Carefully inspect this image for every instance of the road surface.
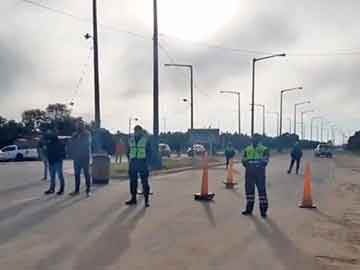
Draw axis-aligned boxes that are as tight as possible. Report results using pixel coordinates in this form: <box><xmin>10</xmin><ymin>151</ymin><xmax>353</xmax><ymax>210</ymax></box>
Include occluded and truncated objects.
<box><xmin>0</xmin><ymin>152</ymin><xmax>359</xmax><ymax>270</ymax></box>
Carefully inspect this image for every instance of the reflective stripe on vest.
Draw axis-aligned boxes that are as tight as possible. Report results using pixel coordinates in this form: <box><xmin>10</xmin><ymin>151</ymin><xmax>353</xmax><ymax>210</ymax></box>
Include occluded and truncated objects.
<box><xmin>244</xmin><ymin>144</ymin><xmax>267</xmax><ymax>161</ymax></box>
<box><xmin>129</xmin><ymin>136</ymin><xmax>147</xmax><ymax>159</ymax></box>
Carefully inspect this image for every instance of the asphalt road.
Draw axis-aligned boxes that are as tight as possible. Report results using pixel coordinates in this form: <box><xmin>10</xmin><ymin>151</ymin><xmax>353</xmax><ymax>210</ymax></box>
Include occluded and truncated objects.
<box><xmin>0</xmin><ymin>152</ymin><xmax>358</xmax><ymax>270</ymax></box>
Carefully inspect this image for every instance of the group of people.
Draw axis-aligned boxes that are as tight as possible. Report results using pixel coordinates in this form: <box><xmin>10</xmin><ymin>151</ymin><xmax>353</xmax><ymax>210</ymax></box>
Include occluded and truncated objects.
<box><xmin>225</xmin><ymin>138</ymin><xmax>303</xmax><ymax>218</ymax></box>
<box><xmin>38</xmin><ymin>121</ymin><xmax>92</xmax><ymax>196</ymax></box>
<box><xmin>38</xmin><ymin>120</ymin><xmax>304</xmax><ymax>214</ymax></box>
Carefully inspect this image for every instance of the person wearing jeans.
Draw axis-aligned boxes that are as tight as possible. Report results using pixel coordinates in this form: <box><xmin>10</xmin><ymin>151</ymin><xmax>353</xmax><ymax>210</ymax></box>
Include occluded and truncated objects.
<box><xmin>44</xmin><ymin>133</ymin><xmax>66</xmax><ymax>195</ymax></box>
<box><xmin>69</xmin><ymin>121</ymin><xmax>92</xmax><ymax>196</ymax></box>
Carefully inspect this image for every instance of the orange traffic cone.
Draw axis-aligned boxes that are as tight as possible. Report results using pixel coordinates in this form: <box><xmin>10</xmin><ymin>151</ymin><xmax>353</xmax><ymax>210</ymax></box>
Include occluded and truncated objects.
<box><xmin>194</xmin><ymin>152</ymin><xmax>215</xmax><ymax>201</ymax></box>
<box><xmin>299</xmin><ymin>162</ymin><xmax>316</xmax><ymax>208</ymax></box>
<box><xmin>223</xmin><ymin>159</ymin><xmax>237</xmax><ymax>189</ymax></box>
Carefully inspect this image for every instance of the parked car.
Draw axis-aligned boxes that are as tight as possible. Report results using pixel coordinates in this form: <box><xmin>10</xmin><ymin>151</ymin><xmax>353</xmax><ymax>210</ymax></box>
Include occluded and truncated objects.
<box><xmin>314</xmin><ymin>143</ymin><xmax>333</xmax><ymax>158</ymax></box>
<box><xmin>187</xmin><ymin>144</ymin><xmax>206</xmax><ymax>157</ymax></box>
<box><xmin>0</xmin><ymin>145</ymin><xmax>39</xmax><ymax>161</ymax></box>
<box><xmin>159</xmin><ymin>143</ymin><xmax>171</xmax><ymax>158</ymax></box>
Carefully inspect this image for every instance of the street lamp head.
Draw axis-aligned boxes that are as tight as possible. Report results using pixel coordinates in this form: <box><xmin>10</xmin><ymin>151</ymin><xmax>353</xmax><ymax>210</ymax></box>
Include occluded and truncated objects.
<box><xmin>279</xmin><ymin>53</ymin><xmax>286</xmax><ymax>57</ymax></box>
<box><xmin>84</xmin><ymin>33</ymin><xmax>92</xmax><ymax>39</ymax></box>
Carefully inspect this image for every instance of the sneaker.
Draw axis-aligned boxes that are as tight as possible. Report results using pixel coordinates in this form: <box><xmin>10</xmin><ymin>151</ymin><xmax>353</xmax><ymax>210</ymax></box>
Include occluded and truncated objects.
<box><xmin>241</xmin><ymin>210</ymin><xmax>253</xmax><ymax>216</ymax></box>
<box><xmin>44</xmin><ymin>189</ymin><xmax>54</xmax><ymax>195</ymax></box>
<box><xmin>56</xmin><ymin>190</ymin><xmax>64</xmax><ymax>196</ymax></box>
<box><xmin>86</xmin><ymin>191</ymin><xmax>92</xmax><ymax>197</ymax></box>
<box><xmin>69</xmin><ymin>191</ymin><xmax>80</xmax><ymax>196</ymax></box>
<box><xmin>261</xmin><ymin>212</ymin><xmax>267</xmax><ymax>219</ymax></box>
<box><xmin>125</xmin><ymin>198</ymin><xmax>137</xmax><ymax>205</ymax></box>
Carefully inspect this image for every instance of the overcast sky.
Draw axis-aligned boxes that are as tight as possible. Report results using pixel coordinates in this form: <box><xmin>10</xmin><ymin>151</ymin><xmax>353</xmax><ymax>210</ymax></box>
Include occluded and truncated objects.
<box><xmin>1</xmin><ymin>0</ymin><xmax>359</xmax><ymax>142</ymax></box>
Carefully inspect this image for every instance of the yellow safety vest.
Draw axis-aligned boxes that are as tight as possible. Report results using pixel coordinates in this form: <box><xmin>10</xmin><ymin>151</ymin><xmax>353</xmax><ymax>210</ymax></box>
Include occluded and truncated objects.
<box><xmin>129</xmin><ymin>136</ymin><xmax>147</xmax><ymax>160</ymax></box>
<box><xmin>243</xmin><ymin>144</ymin><xmax>268</xmax><ymax>161</ymax></box>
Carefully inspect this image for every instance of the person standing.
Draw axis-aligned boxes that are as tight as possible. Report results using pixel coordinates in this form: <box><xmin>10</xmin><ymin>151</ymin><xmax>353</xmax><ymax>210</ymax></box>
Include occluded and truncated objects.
<box><xmin>224</xmin><ymin>142</ymin><xmax>236</xmax><ymax>169</ymax></box>
<box><xmin>288</xmin><ymin>142</ymin><xmax>303</xmax><ymax>174</ymax></box>
<box><xmin>126</xmin><ymin>125</ymin><xmax>152</xmax><ymax>207</ymax></box>
<box><xmin>44</xmin><ymin>133</ymin><xmax>66</xmax><ymax>195</ymax></box>
<box><xmin>115</xmin><ymin>138</ymin><xmax>125</xmax><ymax>164</ymax></box>
<box><xmin>241</xmin><ymin>137</ymin><xmax>270</xmax><ymax>218</ymax></box>
<box><xmin>37</xmin><ymin>138</ymin><xmax>48</xmax><ymax>181</ymax></box>
<box><xmin>69</xmin><ymin>121</ymin><xmax>92</xmax><ymax>197</ymax></box>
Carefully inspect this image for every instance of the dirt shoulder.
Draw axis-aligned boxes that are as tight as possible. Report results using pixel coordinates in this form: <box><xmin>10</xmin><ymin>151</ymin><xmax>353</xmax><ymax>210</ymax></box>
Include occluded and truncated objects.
<box><xmin>305</xmin><ymin>152</ymin><xmax>360</xmax><ymax>269</ymax></box>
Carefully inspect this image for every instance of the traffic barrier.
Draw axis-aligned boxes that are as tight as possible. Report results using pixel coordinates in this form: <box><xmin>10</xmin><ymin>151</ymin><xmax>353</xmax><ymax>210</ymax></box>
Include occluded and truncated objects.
<box><xmin>194</xmin><ymin>152</ymin><xmax>215</xmax><ymax>201</ymax></box>
<box><xmin>299</xmin><ymin>162</ymin><xmax>316</xmax><ymax>208</ymax></box>
<box><xmin>223</xmin><ymin>159</ymin><xmax>237</xmax><ymax>189</ymax></box>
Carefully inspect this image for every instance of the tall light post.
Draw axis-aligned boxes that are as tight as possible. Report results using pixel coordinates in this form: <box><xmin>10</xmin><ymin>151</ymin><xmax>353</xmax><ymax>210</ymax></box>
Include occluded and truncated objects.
<box><xmin>280</xmin><ymin>87</ymin><xmax>302</xmax><ymax>136</ymax></box>
<box><xmin>310</xmin><ymin>116</ymin><xmax>322</xmax><ymax>141</ymax></box>
<box><xmin>288</xmin><ymin>117</ymin><xmax>292</xmax><ymax>134</ymax></box>
<box><xmin>251</xmin><ymin>53</ymin><xmax>286</xmax><ymax>137</ymax></box>
<box><xmin>301</xmin><ymin>110</ymin><xmax>314</xmax><ymax>140</ymax></box>
<box><xmin>294</xmin><ymin>101</ymin><xmax>310</xmax><ymax>136</ymax></box>
<box><xmin>152</xmin><ymin>0</ymin><xmax>161</xmax><ymax>168</ymax></box>
<box><xmin>220</xmin><ymin>90</ymin><xmax>241</xmax><ymax>134</ymax></box>
<box><xmin>268</xmin><ymin>112</ymin><xmax>280</xmax><ymax>137</ymax></box>
<box><xmin>128</xmin><ymin>117</ymin><xmax>139</xmax><ymax>135</ymax></box>
<box><xmin>165</xmin><ymin>64</ymin><xmax>194</xmax><ymax>130</ymax></box>
<box><xmin>252</xmin><ymin>104</ymin><xmax>266</xmax><ymax>136</ymax></box>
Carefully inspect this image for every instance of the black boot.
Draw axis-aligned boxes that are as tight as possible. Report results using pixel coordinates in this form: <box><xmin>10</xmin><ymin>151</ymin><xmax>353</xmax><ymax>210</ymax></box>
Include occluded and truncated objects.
<box><xmin>44</xmin><ymin>189</ymin><xmax>55</xmax><ymax>195</ymax></box>
<box><xmin>125</xmin><ymin>195</ymin><xmax>137</xmax><ymax>205</ymax></box>
<box><xmin>242</xmin><ymin>210</ymin><xmax>253</xmax><ymax>216</ymax></box>
<box><xmin>144</xmin><ymin>194</ymin><xmax>150</xmax><ymax>208</ymax></box>
<box><xmin>261</xmin><ymin>212</ymin><xmax>267</xmax><ymax>218</ymax></box>
<box><xmin>56</xmin><ymin>187</ymin><xmax>64</xmax><ymax>195</ymax></box>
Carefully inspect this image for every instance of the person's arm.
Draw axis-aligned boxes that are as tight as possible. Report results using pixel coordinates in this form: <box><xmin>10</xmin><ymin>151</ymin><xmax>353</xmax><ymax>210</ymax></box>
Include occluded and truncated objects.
<box><xmin>241</xmin><ymin>148</ymin><xmax>248</xmax><ymax>167</ymax></box>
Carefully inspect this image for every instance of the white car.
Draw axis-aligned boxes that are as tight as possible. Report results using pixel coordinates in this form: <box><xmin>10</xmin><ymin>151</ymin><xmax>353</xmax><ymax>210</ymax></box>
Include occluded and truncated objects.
<box><xmin>187</xmin><ymin>144</ymin><xmax>206</xmax><ymax>157</ymax></box>
<box><xmin>0</xmin><ymin>145</ymin><xmax>39</xmax><ymax>161</ymax></box>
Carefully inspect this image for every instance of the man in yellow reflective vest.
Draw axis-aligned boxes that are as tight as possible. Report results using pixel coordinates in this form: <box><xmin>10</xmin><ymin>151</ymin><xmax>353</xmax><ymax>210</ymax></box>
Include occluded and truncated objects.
<box><xmin>241</xmin><ymin>136</ymin><xmax>270</xmax><ymax>218</ymax></box>
<box><xmin>126</xmin><ymin>125</ymin><xmax>152</xmax><ymax>207</ymax></box>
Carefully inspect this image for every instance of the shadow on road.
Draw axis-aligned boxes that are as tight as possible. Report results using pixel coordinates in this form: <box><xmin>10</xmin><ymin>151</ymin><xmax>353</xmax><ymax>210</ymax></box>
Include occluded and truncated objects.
<box><xmin>250</xmin><ymin>217</ymin><xmax>321</xmax><ymax>270</ymax></box>
<box><xmin>74</xmin><ymin>206</ymin><xmax>146</xmax><ymax>270</ymax></box>
<box><xmin>0</xmin><ymin>181</ymin><xmax>44</xmax><ymax>197</ymax></box>
<box><xmin>201</xmin><ymin>202</ymin><xmax>216</xmax><ymax>228</ymax></box>
<box><xmin>0</xmin><ymin>195</ymin><xmax>85</xmax><ymax>245</ymax></box>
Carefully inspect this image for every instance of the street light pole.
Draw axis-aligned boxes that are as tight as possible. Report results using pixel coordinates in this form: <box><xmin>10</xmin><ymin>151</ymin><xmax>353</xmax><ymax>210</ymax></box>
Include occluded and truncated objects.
<box><xmin>268</xmin><ymin>112</ymin><xmax>280</xmax><ymax>136</ymax></box>
<box><xmin>288</xmin><ymin>118</ymin><xmax>292</xmax><ymax>134</ymax></box>
<box><xmin>152</xmin><ymin>0</ymin><xmax>161</xmax><ymax>169</ymax></box>
<box><xmin>92</xmin><ymin>0</ymin><xmax>101</xmax><ymax>128</ymax></box>
<box><xmin>279</xmin><ymin>87</ymin><xmax>302</xmax><ymax>136</ymax></box>
<box><xmin>301</xmin><ymin>110</ymin><xmax>314</xmax><ymax>140</ymax></box>
<box><xmin>251</xmin><ymin>53</ymin><xmax>286</xmax><ymax>137</ymax></box>
<box><xmin>165</xmin><ymin>64</ymin><xmax>194</xmax><ymax>130</ymax></box>
<box><xmin>253</xmin><ymin>104</ymin><xmax>266</xmax><ymax>136</ymax></box>
<box><xmin>310</xmin><ymin>116</ymin><xmax>322</xmax><ymax>141</ymax></box>
<box><xmin>220</xmin><ymin>90</ymin><xmax>241</xmax><ymax>134</ymax></box>
<box><xmin>294</xmin><ymin>101</ymin><xmax>311</xmax><ymax>136</ymax></box>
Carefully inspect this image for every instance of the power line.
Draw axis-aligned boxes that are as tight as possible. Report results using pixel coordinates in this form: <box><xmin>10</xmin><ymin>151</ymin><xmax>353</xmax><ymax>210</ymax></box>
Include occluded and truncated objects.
<box><xmin>21</xmin><ymin>0</ymin><xmax>360</xmax><ymax>57</ymax></box>
<box><xmin>21</xmin><ymin>0</ymin><xmax>149</xmax><ymax>40</ymax></box>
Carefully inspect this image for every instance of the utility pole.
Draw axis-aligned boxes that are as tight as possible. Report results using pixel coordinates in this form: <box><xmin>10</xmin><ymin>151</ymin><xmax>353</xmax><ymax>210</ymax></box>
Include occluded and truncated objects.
<box><xmin>152</xmin><ymin>0</ymin><xmax>161</xmax><ymax>169</ymax></box>
<box><xmin>253</xmin><ymin>104</ymin><xmax>266</xmax><ymax>136</ymax></box>
<box><xmin>294</xmin><ymin>101</ymin><xmax>310</xmax><ymax>136</ymax></box>
<box><xmin>220</xmin><ymin>91</ymin><xmax>241</xmax><ymax>134</ymax></box>
<box><xmin>92</xmin><ymin>0</ymin><xmax>101</xmax><ymax>128</ymax></box>
<box><xmin>268</xmin><ymin>112</ymin><xmax>280</xmax><ymax>136</ymax></box>
<box><xmin>279</xmin><ymin>87</ymin><xmax>302</xmax><ymax>136</ymax></box>
<box><xmin>251</xmin><ymin>53</ymin><xmax>286</xmax><ymax>137</ymax></box>
<box><xmin>301</xmin><ymin>110</ymin><xmax>314</xmax><ymax>140</ymax></box>
<box><xmin>165</xmin><ymin>64</ymin><xmax>194</xmax><ymax>130</ymax></box>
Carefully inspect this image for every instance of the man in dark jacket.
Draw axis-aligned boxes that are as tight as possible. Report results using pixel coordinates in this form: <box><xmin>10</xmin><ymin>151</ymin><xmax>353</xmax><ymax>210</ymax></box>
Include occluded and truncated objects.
<box><xmin>224</xmin><ymin>143</ymin><xmax>236</xmax><ymax>169</ymax></box>
<box><xmin>288</xmin><ymin>142</ymin><xmax>303</xmax><ymax>174</ymax></box>
<box><xmin>126</xmin><ymin>125</ymin><xmax>152</xmax><ymax>207</ymax></box>
<box><xmin>69</xmin><ymin>121</ymin><xmax>92</xmax><ymax>196</ymax></box>
<box><xmin>44</xmin><ymin>133</ymin><xmax>66</xmax><ymax>195</ymax></box>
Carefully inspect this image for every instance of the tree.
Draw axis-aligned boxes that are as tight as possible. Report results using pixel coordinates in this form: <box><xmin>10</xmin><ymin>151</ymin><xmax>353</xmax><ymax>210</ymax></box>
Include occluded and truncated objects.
<box><xmin>21</xmin><ymin>109</ymin><xmax>47</xmax><ymax>133</ymax></box>
<box><xmin>46</xmin><ymin>103</ymin><xmax>71</xmax><ymax>121</ymax></box>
